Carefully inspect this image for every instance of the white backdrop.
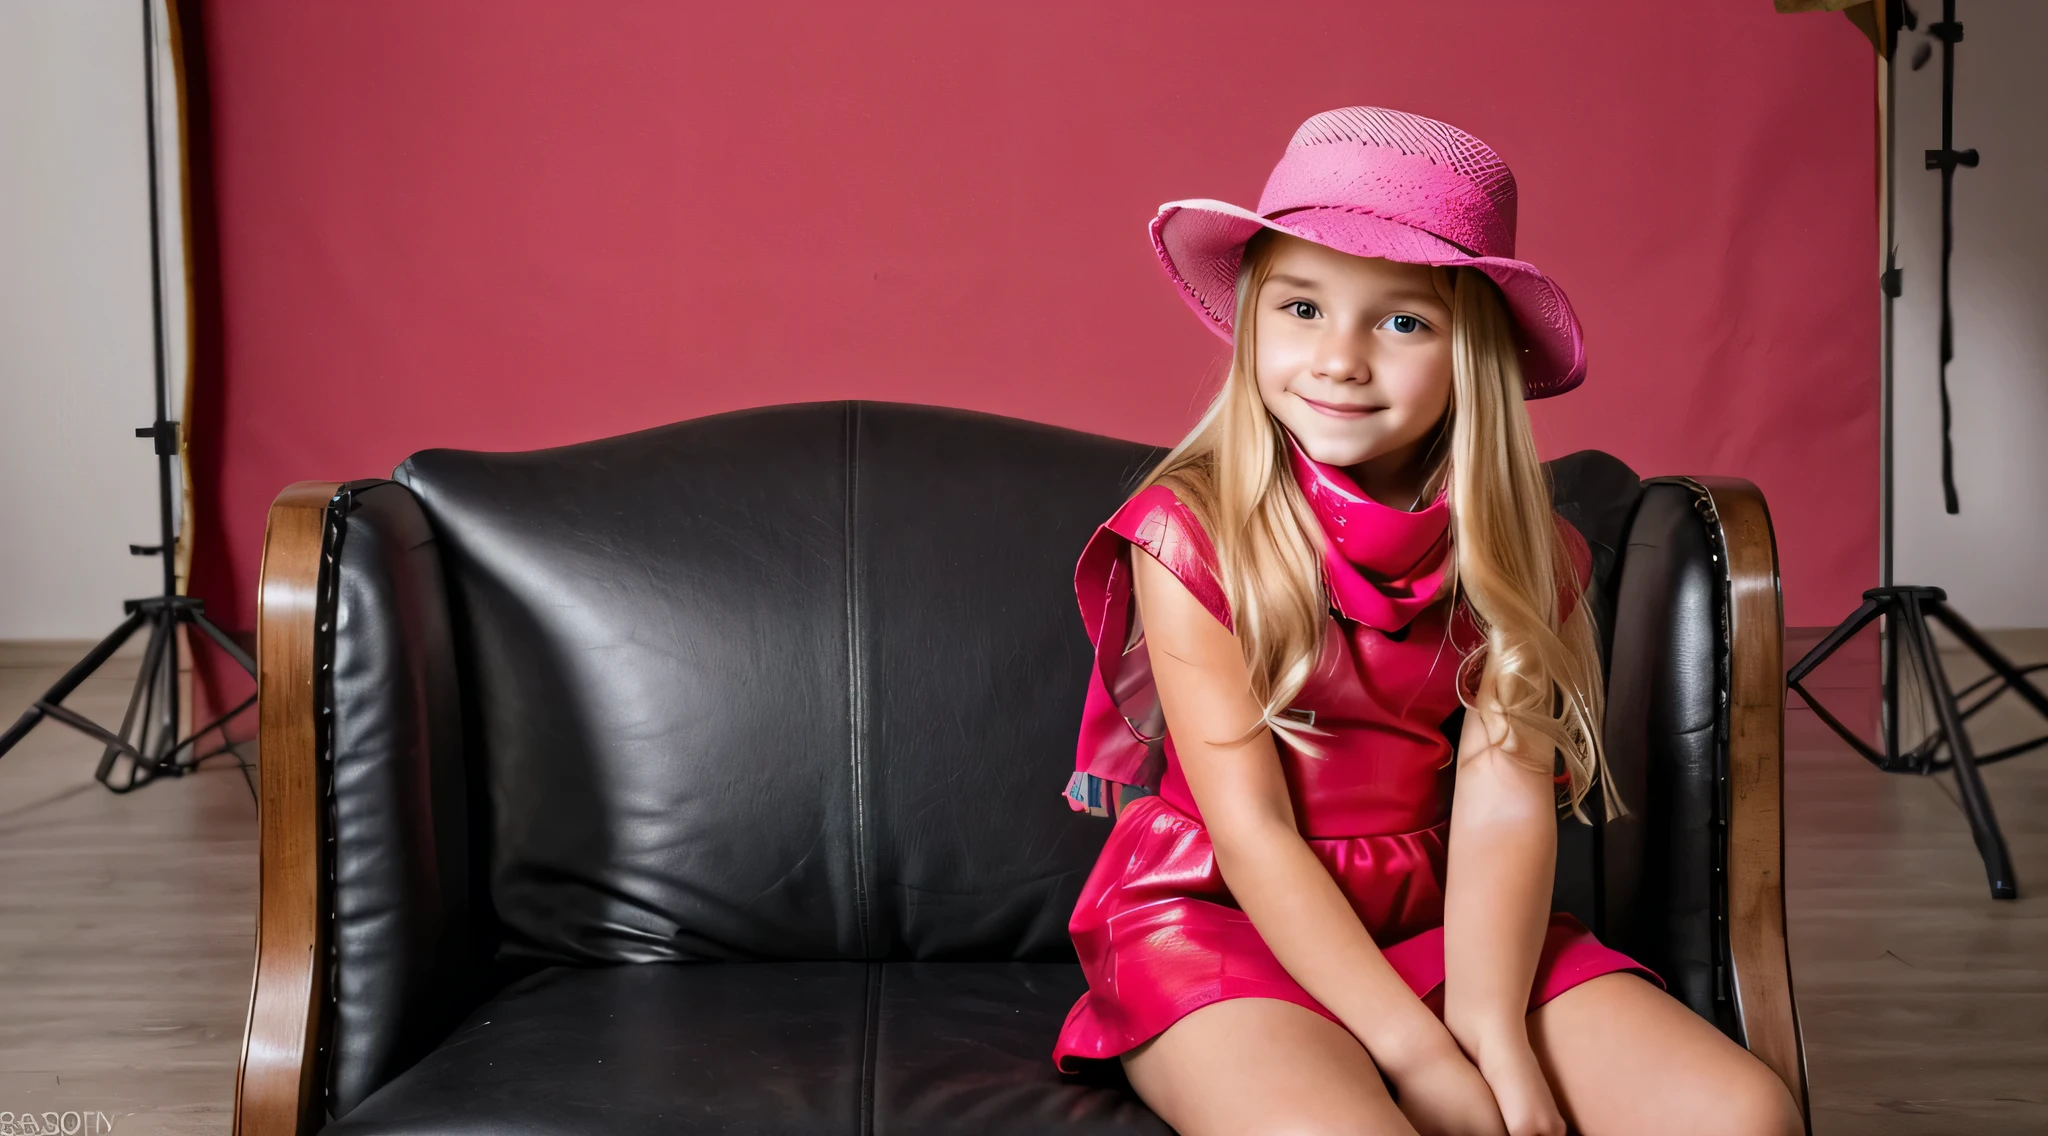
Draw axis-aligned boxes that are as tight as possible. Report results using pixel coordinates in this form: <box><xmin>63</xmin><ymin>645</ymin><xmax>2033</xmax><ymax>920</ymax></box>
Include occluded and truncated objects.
<box><xmin>1890</xmin><ymin>0</ymin><xmax>2048</xmax><ymax>629</ymax></box>
<box><xmin>0</xmin><ymin>0</ymin><xmax>186</xmax><ymax>641</ymax></box>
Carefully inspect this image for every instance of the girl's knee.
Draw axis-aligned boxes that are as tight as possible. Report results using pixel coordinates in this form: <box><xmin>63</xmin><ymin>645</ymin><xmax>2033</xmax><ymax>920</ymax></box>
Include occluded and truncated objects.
<box><xmin>1706</xmin><ymin>1066</ymin><xmax>1803</xmax><ymax>1136</ymax></box>
<box><xmin>1242</xmin><ymin>1115</ymin><xmax>1410</xmax><ymax>1136</ymax></box>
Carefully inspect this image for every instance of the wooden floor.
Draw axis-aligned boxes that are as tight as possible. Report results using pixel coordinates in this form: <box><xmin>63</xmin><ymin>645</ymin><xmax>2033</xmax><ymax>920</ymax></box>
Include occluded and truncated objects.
<box><xmin>0</xmin><ymin>632</ymin><xmax>2043</xmax><ymax>1134</ymax></box>
<box><xmin>1784</xmin><ymin>625</ymin><xmax>2048</xmax><ymax>1132</ymax></box>
<box><xmin>0</xmin><ymin>641</ymin><xmax>256</xmax><ymax>1136</ymax></box>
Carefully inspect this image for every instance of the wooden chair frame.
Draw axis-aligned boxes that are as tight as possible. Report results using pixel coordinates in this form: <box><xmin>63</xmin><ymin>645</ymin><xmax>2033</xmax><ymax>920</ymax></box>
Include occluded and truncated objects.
<box><xmin>1677</xmin><ymin>477</ymin><xmax>1810</xmax><ymax>1123</ymax></box>
<box><xmin>235</xmin><ymin>481</ymin><xmax>341</xmax><ymax>1136</ymax></box>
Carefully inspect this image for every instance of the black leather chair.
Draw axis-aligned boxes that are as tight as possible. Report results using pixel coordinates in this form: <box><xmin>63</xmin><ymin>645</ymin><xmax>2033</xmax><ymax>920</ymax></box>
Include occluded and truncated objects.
<box><xmin>234</xmin><ymin>401</ymin><xmax>1806</xmax><ymax>1135</ymax></box>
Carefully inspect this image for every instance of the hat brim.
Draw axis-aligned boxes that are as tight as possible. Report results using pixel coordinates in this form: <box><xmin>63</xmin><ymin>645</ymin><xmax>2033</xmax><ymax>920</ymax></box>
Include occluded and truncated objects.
<box><xmin>1150</xmin><ymin>199</ymin><xmax>1585</xmax><ymax>399</ymax></box>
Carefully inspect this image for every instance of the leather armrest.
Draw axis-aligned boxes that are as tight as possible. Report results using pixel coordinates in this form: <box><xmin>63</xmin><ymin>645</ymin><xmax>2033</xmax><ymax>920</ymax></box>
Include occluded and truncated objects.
<box><xmin>1601</xmin><ymin>475</ymin><xmax>1807</xmax><ymax>1127</ymax></box>
<box><xmin>237</xmin><ymin>480</ymin><xmax>487</xmax><ymax>1134</ymax></box>
<box><xmin>1681</xmin><ymin>476</ymin><xmax>1808</xmax><ymax>1122</ymax></box>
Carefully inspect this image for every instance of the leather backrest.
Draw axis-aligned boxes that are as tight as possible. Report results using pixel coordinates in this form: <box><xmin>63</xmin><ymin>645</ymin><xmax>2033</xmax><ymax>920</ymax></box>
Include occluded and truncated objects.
<box><xmin>1543</xmin><ymin>451</ymin><xmax>1646</xmax><ymax>932</ymax></box>
<box><xmin>391</xmin><ymin>401</ymin><xmax>1160</xmax><ymax>966</ymax></box>
<box><xmin>320</xmin><ymin>402</ymin><xmax>1734</xmax><ymax>1111</ymax></box>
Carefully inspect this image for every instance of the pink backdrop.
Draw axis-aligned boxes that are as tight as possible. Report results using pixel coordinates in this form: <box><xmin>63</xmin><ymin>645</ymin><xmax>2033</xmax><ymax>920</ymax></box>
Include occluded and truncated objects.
<box><xmin>188</xmin><ymin>1</ymin><xmax>1876</xmax><ymax>719</ymax></box>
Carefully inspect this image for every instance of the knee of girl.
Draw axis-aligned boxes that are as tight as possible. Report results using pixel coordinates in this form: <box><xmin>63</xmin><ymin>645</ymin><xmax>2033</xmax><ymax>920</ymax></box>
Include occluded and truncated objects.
<box><xmin>1244</xmin><ymin>1119</ymin><xmax>1383</xmax><ymax>1136</ymax></box>
<box><xmin>1706</xmin><ymin>1068</ymin><xmax>1803</xmax><ymax>1136</ymax></box>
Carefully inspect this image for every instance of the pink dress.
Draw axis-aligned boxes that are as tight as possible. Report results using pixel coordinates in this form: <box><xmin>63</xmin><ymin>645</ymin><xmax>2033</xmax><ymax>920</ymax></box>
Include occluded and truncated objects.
<box><xmin>1050</xmin><ymin>439</ymin><xmax>1660</xmax><ymax>1073</ymax></box>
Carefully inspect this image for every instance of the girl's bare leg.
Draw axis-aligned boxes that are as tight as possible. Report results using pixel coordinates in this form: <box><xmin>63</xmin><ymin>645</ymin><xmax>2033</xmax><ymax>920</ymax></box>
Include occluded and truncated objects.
<box><xmin>1525</xmin><ymin>973</ymin><xmax>1803</xmax><ymax>1136</ymax></box>
<box><xmin>1120</xmin><ymin>996</ymin><xmax>1419</xmax><ymax>1136</ymax></box>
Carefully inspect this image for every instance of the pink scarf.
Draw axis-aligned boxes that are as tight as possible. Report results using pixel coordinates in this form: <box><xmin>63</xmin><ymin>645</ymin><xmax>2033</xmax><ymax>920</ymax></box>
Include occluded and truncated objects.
<box><xmin>1283</xmin><ymin>429</ymin><xmax>1451</xmax><ymax>632</ymax></box>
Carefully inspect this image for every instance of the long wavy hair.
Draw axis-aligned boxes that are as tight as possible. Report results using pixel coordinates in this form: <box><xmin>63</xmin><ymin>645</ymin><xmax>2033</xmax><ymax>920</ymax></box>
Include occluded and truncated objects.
<box><xmin>1134</xmin><ymin>231</ymin><xmax>1618</xmax><ymax>821</ymax></box>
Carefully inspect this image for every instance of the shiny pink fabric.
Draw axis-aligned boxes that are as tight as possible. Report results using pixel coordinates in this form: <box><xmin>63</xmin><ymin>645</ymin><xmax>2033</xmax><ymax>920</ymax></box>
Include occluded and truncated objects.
<box><xmin>1285</xmin><ymin>428</ymin><xmax>1452</xmax><ymax>633</ymax></box>
<box><xmin>1051</xmin><ymin>482</ymin><xmax>1657</xmax><ymax>1073</ymax></box>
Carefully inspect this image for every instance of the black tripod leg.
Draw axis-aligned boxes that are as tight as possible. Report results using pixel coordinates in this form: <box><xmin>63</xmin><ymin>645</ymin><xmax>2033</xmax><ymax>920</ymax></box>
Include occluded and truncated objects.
<box><xmin>97</xmin><ymin>606</ymin><xmax>174</xmax><ymax>788</ymax></box>
<box><xmin>1885</xmin><ymin>605</ymin><xmax>1902</xmax><ymax>758</ymax></box>
<box><xmin>0</xmin><ymin>608</ymin><xmax>152</xmax><ymax>761</ymax></box>
<box><xmin>185</xmin><ymin>607</ymin><xmax>256</xmax><ymax>676</ymax></box>
<box><xmin>1786</xmin><ymin>595</ymin><xmax>1897</xmax><ymax>767</ymax></box>
<box><xmin>160</xmin><ymin>693</ymin><xmax>258</xmax><ymax>768</ymax></box>
<box><xmin>1928</xmin><ymin>603</ymin><xmax>2048</xmax><ymax>722</ymax></box>
<box><xmin>1787</xmin><ymin>597</ymin><xmax>1885</xmax><ymax>684</ymax></box>
<box><xmin>1904</xmin><ymin>595</ymin><xmax>2017</xmax><ymax>899</ymax></box>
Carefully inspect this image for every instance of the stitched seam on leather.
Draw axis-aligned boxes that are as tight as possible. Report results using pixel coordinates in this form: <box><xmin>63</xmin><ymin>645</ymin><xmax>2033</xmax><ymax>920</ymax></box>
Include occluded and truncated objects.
<box><xmin>844</xmin><ymin>402</ymin><xmax>873</xmax><ymax>958</ymax></box>
<box><xmin>316</xmin><ymin>484</ymin><xmax>359</xmax><ymax>1119</ymax></box>
<box><xmin>860</xmin><ymin>961</ymin><xmax>882</xmax><ymax>1136</ymax></box>
<box><xmin>1699</xmin><ymin>484</ymin><xmax>1737</xmax><ymax>1037</ymax></box>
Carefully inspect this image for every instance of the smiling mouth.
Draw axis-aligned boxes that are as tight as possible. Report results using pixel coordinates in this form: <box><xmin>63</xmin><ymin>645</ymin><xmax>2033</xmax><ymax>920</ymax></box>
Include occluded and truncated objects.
<box><xmin>1296</xmin><ymin>394</ymin><xmax>1384</xmax><ymax>419</ymax></box>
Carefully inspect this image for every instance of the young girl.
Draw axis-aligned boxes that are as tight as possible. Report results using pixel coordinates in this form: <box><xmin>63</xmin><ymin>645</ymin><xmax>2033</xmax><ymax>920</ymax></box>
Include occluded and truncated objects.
<box><xmin>1049</xmin><ymin>108</ymin><xmax>1802</xmax><ymax>1136</ymax></box>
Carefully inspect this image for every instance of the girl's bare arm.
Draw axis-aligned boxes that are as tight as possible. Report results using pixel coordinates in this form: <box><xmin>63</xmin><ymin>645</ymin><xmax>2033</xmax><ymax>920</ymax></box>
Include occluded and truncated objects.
<box><xmin>1441</xmin><ymin>662</ymin><xmax>1558</xmax><ymax>1070</ymax></box>
<box><xmin>1129</xmin><ymin>550</ymin><xmax>1455</xmax><ymax>1076</ymax></box>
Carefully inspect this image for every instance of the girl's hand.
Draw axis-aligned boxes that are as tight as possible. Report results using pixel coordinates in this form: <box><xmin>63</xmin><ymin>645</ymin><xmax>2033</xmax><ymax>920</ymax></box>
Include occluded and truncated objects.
<box><xmin>1475</xmin><ymin>1039</ymin><xmax>1565</xmax><ymax>1136</ymax></box>
<box><xmin>1384</xmin><ymin>1040</ymin><xmax>1508</xmax><ymax>1136</ymax></box>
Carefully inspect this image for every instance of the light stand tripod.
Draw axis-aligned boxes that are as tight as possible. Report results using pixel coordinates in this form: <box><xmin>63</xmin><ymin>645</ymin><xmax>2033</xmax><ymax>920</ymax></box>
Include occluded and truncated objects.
<box><xmin>1786</xmin><ymin>0</ymin><xmax>2046</xmax><ymax>901</ymax></box>
<box><xmin>0</xmin><ymin>0</ymin><xmax>256</xmax><ymax>793</ymax></box>
<box><xmin>1788</xmin><ymin>587</ymin><xmax>2047</xmax><ymax>900</ymax></box>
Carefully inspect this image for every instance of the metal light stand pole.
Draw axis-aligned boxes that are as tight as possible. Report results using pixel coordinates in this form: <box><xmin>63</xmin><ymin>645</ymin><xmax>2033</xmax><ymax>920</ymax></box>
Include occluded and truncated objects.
<box><xmin>0</xmin><ymin>0</ymin><xmax>257</xmax><ymax>792</ymax></box>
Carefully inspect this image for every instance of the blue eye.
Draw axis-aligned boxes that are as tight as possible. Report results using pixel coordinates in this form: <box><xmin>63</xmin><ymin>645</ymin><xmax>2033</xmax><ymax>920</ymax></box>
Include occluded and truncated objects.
<box><xmin>1286</xmin><ymin>300</ymin><xmax>1320</xmax><ymax>320</ymax></box>
<box><xmin>1385</xmin><ymin>314</ymin><xmax>1424</xmax><ymax>334</ymax></box>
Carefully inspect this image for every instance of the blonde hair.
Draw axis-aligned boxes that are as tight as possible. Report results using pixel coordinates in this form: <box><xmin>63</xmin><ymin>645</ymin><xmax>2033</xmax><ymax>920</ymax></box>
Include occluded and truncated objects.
<box><xmin>1134</xmin><ymin>232</ymin><xmax>1619</xmax><ymax>821</ymax></box>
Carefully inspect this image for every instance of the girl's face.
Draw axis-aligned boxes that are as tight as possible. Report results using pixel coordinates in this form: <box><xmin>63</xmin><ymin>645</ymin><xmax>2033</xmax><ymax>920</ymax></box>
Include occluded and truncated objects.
<box><xmin>1249</xmin><ymin>234</ymin><xmax>1454</xmax><ymax>495</ymax></box>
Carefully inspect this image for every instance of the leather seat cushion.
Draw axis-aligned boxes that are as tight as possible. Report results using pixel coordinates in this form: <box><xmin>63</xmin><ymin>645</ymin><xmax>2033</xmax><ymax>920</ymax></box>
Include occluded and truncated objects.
<box><xmin>320</xmin><ymin>961</ymin><xmax>1167</xmax><ymax>1135</ymax></box>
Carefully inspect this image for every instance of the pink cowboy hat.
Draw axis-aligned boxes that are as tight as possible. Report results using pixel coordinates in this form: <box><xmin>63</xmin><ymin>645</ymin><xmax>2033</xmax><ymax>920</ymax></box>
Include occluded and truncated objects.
<box><xmin>1151</xmin><ymin>106</ymin><xmax>1585</xmax><ymax>398</ymax></box>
